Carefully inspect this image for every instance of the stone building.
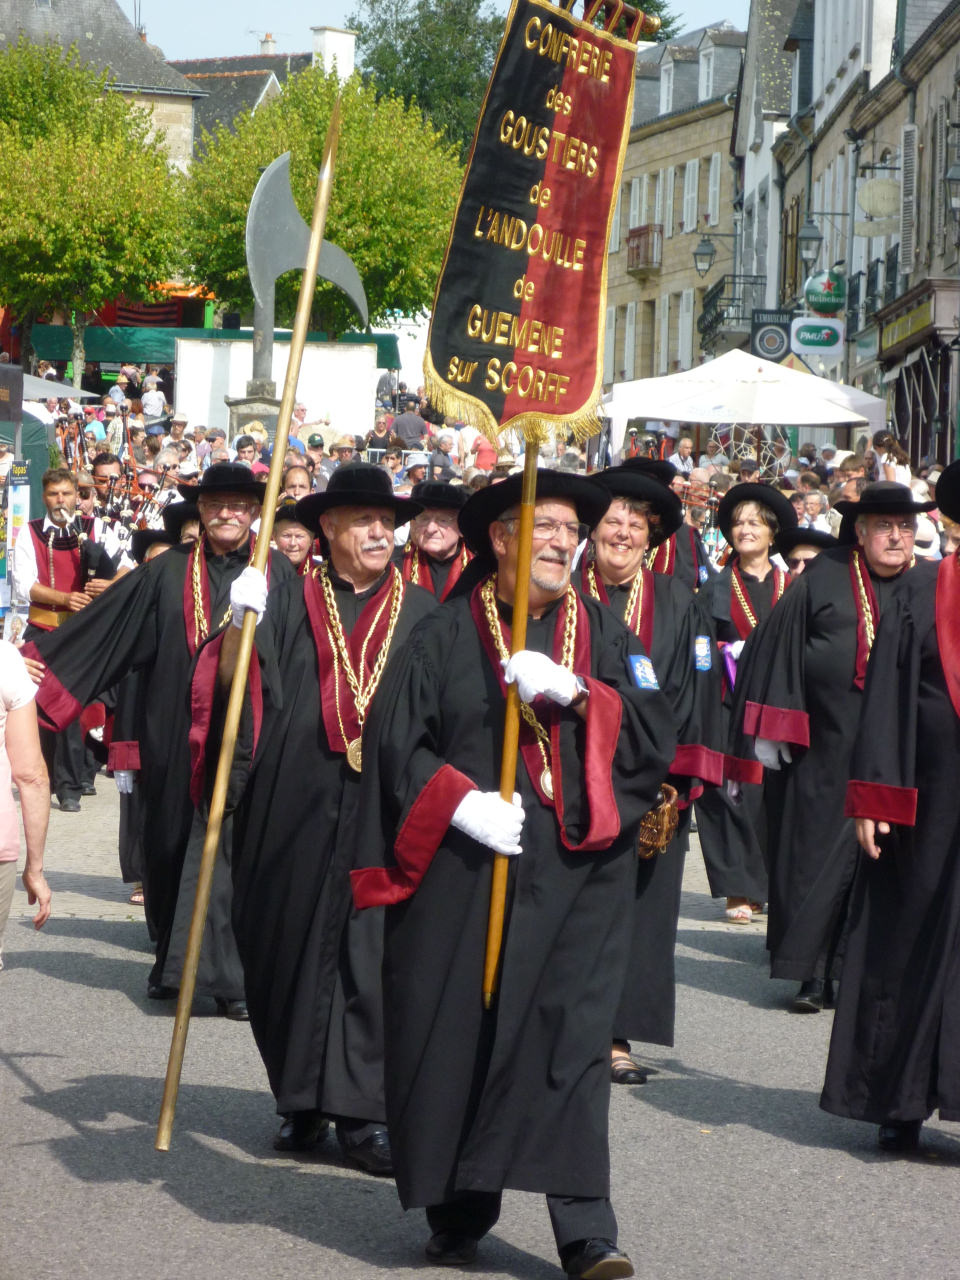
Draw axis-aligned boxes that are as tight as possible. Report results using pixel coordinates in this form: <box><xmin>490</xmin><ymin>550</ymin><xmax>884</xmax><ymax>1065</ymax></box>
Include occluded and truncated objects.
<box><xmin>0</xmin><ymin>0</ymin><xmax>202</xmax><ymax>171</ymax></box>
<box><xmin>604</xmin><ymin>23</ymin><xmax>745</xmax><ymax>386</ymax></box>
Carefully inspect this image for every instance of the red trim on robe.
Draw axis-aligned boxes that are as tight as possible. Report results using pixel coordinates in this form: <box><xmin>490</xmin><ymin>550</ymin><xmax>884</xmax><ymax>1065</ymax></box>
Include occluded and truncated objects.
<box><xmin>849</xmin><ymin>548</ymin><xmax>879</xmax><ymax>691</ymax></box>
<box><xmin>722</xmin><ymin>754</ymin><xmax>764</xmax><ymax>786</ymax></box>
<box><xmin>188</xmin><ymin>632</ymin><xmax>264</xmax><ymax>806</ymax></box>
<box><xmin>844</xmin><ymin>779</ymin><xmax>918</xmax><ymax>826</ymax></box>
<box><xmin>79</xmin><ymin>702</ymin><xmax>106</xmax><ymax>735</ymax></box>
<box><xmin>743</xmin><ymin>700</ymin><xmax>811</xmax><ymax>747</ymax></box>
<box><xmin>670</xmin><ymin>742</ymin><xmax>724</xmax><ymax>787</ymax></box>
<box><xmin>936</xmin><ymin>554</ymin><xmax>960</xmax><ymax>723</ymax></box>
<box><xmin>107</xmin><ymin>740</ymin><xmax>141</xmax><ymax>771</ymax></box>
<box><xmin>23</xmin><ymin>643</ymin><xmax>82</xmax><ymax>732</ymax></box>
<box><xmin>551</xmin><ymin>677</ymin><xmax>623</xmax><ymax>851</ymax></box>
<box><xmin>351</xmin><ymin>764</ymin><xmax>477</xmax><ymax>907</ymax></box>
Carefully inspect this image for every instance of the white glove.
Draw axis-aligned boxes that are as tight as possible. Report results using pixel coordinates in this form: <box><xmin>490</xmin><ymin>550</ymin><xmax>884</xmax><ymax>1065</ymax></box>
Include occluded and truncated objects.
<box><xmin>114</xmin><ymin>770</ymin><xmax>135</xmax><ymax>795</ymax></box>
<box><xmin>450</xmin><ymin>790</ymin><xmax>525</xmax><ymax>856</ymax></box>
<box><xmin>727</xmin><ymin>639</ymin><xmax>746</xmax><ymax>661</ymax></box>
<box><xmin>230</xmin><ymin>566</ymin><xmax>268</xmax><ymax>629</ymax></box>
<box><xmin>502</xmin><ymin>651</ymin><xmax>579</xmax><ymax>706</ymax></box>
<box><xmin>726</xmin><ymin>779</ymin><xmax>741</xmax><ymax>803</ymax></box>
<box><xmin>754</xmin><ymin>738</ymin><xmax>792</xmax><ymax>770</ymax></box>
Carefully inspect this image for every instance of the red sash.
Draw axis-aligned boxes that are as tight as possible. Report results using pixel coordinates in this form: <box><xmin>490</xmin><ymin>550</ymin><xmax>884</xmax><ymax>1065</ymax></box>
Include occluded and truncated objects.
<box><xmin>580</xmin><ymin>560</ymin><xmax>655</xmax><ymax>654</ymax></box>
<box><xmin>469</xmin><ymin>575</ymin><xmax>591</xmax><ymax>807</ymax></box>
<box><xmin>302</xmin><ymin>566</ymin><xmax>405</xmax><ymax>756</ymax></box>
<box><xmin>181</xmin><ymin>535</ymin><xmax>258</xmax><ymax>657</ymax></box>
<box><xmin>936</xmin><ymin>553</ymin><xmax>960</xmax><ymax>721</ymax></box>
<box><xmin>729</xmin><ymin>563</ymin><xmax>788</xmax><ymax>641</ymax></box>
<box><xmin>848</xmin><ymin>548</ymin><xmax>880</xmax><ymax>691</ymax></box>
<box><xmin>401</xmin><ymin>542</ymin><xmax>471</xmax><ymax>600</ymax></box>
<box><xmin>648</xmin><ymin>526</ymin><xmax>697</xmax><ymax>577</ymax></box>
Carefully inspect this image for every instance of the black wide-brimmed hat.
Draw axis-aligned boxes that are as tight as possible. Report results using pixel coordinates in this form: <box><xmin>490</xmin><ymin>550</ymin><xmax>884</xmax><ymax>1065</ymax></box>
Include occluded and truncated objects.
<box><xmin>178</xmin><ymin>462</ymin><xmax>266</xmax><ymax>503</ymax></box>
<box><xmin>132</xmin><ymin>529</ymin><xmax>173</xmax><ymax>564</ymax></box>
<box><xmin>775</xmin><ymin>526</ymin><xmax>838</xmax><ymax>557</ymax></box>
<box><xmin>589</xmin><ymin>466</ymin><xmax>683</xmax><ymax>546</ymax></box>
<box><xmin>936</xmin><ymin>461</ymin><xmax>960</xmax><ymax>523</ymax></box>
<box><xmin>274</xmin><ymin>497</ymin><xmax>311</xmax><ymax>526</ymax></box>
<box><xmin>458</xmin><ymin>468</ymin><xmax>610</xmax><ymax>559</ymax></box>
<box><xmin>717</xmin><ymin>482</ymin><xmax>798</xmax><ymax>543</ymax></box>
<box><xmin>161</xmin><ymin>501</ymin><xmax>200</xmax><ymax>541</ymax></box>
<box><xmin>410</xmin><ymin>480</ymin><xmax>469</xmax><ymax>512</ymax></box>
<box><xmin>295</xmin><ymin>461</ymin><xmax>421</xmax><ymax>533</ymax></box>
<box><xmin>617</xmin><ymin>456</ymin><xmax>678</xmax><ymax>488</ymax></box>
<box><xmin>834</xmin><ymin>480</ymin><xmax>936</xmax><ymax>545</ymax></box>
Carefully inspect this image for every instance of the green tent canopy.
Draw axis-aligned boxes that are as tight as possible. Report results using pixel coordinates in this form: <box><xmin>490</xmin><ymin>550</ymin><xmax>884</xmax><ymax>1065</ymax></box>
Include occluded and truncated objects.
<box><xmin>31</xmin><ymin>325</ymin><xmax>401</xmax><ymax>369</ymax></box>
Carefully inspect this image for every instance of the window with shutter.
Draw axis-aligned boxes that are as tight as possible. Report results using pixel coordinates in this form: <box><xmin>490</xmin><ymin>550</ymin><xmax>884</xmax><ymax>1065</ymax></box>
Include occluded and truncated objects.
<box><xmin>660</xmin><ymin>62</ymin><xmax>673</xmax><ymax>115</ymax></box>
<box><xmin>699</xmin><ymin>49</ymin><xmax>714</xmax><ymax>101</ymax></box>
<box><xmin>658</xmin><ymin>295</ymin><xmax>670</xmax><ymax>374</ymax></box>
<box><xmin>900</xmin><ymin>122</ymin><xmax>917</xmax><ymax>274</ymax></box>
<box><xmin>629</xmin><ymin>177</ymin><xmax>641</xmax><ymax>229</ymax></box>
<box><xmin>664</xmin><ymin>166</ymin><xmax>675</xmax><ymax>237</ymax></box>
<box><xmin>654</xmin><ymin>169</ymin><xmax>663</xmax><ymax>225</ymax></box>
<box><xmin>624</xmin><ymin>302</ymin><xmax>636</xmax><ymax>381</ymax></box>
<box><xmin>708</xmin><ymin>153</ymin><xmax>721</xmax><ymax>227</ymax></box>
<box><xmin>640</xmin><ymin>174</ymin><xmax>650</xmax><ymax>226</ymax></box>
<box><xmin>604</xmin><ymin>305</ymin><xmax>616</xmax><ymax>382</ymax></box>
<box><xmin>609</xmin><ymin>188</ymin><xmax>621</xmax><ymax>253</ymax></box>
<box><xmin>683</xmin><ymin>159</ymin><xmax>699</xmax><ymax>233</ymax></box>
<box><xmin>679</xmin><ymin>289</ymin><xmax>695</xmax><ymax>369</ymax></box>
<box><xmin>934</xmin><ymin>101</ymin><xmax>948</xmax><ymax>255</ymax></box>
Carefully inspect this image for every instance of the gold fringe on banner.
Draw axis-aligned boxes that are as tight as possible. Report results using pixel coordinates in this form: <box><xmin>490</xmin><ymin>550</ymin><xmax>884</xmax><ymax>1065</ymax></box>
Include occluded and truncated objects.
<box><xmin>424</xmin><ymin>370</ymin><xmax>604</xmax><ymax>447</ymax></box>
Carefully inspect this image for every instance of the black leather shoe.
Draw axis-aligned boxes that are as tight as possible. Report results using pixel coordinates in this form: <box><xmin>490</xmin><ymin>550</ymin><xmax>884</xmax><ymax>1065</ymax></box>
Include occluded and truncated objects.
<box><xmin>611</xmin><ymin>1055</ymin><xmax>648</xmax><ymax>1085</ymax></box>
<box><xmin>147</xmin><ymin>982</ymin><xmax>178</xmax><ymax>1000</ymax></box>
<box><xmin>793</xmin><ymin>979</ymin><xmax>825</xmax><ymax>1013</ymax></box>
<box><xmin>561</xmin><ymin>1238</ymin><xmax>635</xmax><ymax>1279</ymax></box>
<box><xmin>274</xmin><ymin>1110</ymin><xmax>328</xmax><ymax>1152</ymax></box>
<box><xmin>878</xmin><ymin>1119</ymin><xmax>922</xmax><ymax>1152</ymax></box>
<box><xmin>425</xmin><ymin>1232</ymin><xmax>479</xmax><ymax>1265</ymax></box>
<box><xmin>59</xmin><ymin>798</ymin><xmax>81</xmax><ymax>813</ymax></box>
<box><xmin>80</xmin><ymin>785</ymin><xmax>97</xmax><ymax>797</ymax></box>
<box><xmin>338</xmin><ymin>1126</ymin><xmax>394</xmax><ymax>1176</ymax></box>
<box><xmin>215</xmin><ymin>997</ymin><xmax>249</xmax><ymax>1021</ymax></box>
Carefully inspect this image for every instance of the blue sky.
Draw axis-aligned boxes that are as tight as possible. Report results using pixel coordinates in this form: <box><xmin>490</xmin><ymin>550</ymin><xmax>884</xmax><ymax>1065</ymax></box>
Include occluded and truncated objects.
<box><xmin>122</xmin><ymin>1</ymin><xmax>750</xmax><ymax>61</ymax></box>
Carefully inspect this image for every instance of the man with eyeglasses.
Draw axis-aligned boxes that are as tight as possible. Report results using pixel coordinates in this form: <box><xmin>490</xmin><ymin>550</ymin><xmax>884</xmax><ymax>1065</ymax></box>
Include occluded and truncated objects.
<box><xmin>22</xmin><ymin>464</ymin><xmax>294</xmax><ymax>1013</ymax></box>
<box><xmin>397</xmin><ymin>481</ymin><xmax>472</xmax><ymax>600</ymax></box>
<box><xmin>733</xmin><ymin>482</ymin><xmax>935</xmax><ymax>1014</ymax></box>
<box><xmin>348</xmin><ymin>470</ymin><xmax>677</xmax><ymax>1278</ymax></box>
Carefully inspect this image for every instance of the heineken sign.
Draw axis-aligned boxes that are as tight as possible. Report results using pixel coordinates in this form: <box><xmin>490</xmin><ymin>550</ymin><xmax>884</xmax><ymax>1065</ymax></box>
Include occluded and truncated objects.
<box><xmin>803</xmin><ymin>269</ymin><xmax>845</xmax><ymax>315</ymax></box>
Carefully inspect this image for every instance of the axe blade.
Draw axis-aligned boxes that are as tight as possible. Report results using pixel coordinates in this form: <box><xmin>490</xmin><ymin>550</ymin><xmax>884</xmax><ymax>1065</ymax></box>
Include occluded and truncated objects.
<box><xmin>246</xmin><ymin>152</ymin><xmax>369</xmax><ymax>328</ymax></box>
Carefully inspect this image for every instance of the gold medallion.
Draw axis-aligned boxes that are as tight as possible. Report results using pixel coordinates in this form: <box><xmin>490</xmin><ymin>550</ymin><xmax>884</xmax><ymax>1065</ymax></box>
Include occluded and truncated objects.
<box><xmin>346</xmin><ymin>737</ymin><xmax>363</xmax><ymax>773</ymax></box>
<box><xmin>540</xmin><ymin>767</ymin><xmax>554</xmax><ymax>800</ymax></box>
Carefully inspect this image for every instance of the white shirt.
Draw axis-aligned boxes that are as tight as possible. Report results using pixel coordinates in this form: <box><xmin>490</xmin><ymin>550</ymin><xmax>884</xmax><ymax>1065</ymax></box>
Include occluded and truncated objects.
<box><xmin>668</xmin><ymin>451</ymin><xmax>693</xmax><ymax>474</ymax></box>
<box><xmin>141</xmin><ymin>389</ymin><xmax>166</xmax><ymax>418</ymax></box>
<box><xmin>11</xmin><ymin>514</ymin><xmax>106</xmax><ymax>602</ymax></box>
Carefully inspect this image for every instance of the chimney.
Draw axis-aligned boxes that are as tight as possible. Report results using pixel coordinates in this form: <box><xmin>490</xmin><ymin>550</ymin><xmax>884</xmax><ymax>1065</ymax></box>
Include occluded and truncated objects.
<box><xmin>311</xmin><ymin>26</ymin><xmax>356</xmax><ymax>82</ymax></box>
<box><xmin>261</xmin><ymin>32</ymin><xmax>277</xmax><ymax>55</ymax></box>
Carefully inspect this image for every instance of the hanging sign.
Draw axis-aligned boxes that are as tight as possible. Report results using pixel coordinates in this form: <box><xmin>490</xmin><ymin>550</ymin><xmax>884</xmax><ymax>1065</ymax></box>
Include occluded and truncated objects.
<box><xmin>791</xmin><ymin>317</ymin><xmax>845</xmax><ymax>366</ymax></box>
<box><xmin>424</xmin><ymin>0</ymin><xmax>659</xmax><ymax>443</ymax></box>
<box><xmin>803</xmin><ymin>269</ymin><xmax>846</xmax><ymax>316</ymax></box>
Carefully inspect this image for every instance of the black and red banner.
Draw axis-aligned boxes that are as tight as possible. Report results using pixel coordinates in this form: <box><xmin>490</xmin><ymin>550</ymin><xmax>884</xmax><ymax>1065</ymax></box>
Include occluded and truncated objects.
<box><xmin>424</xmin><ymin>0</ymin><xmax>648</xmax><ymax>444</ymax></box>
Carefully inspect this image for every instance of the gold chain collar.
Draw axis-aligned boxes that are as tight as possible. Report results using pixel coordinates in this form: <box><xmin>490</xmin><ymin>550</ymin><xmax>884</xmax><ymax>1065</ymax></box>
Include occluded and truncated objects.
<box><xmin>585</xmin><ymin>562</ymin><xmax>644</xmax><ymax>635</ymax></box>
<box><xmin>731</xmin><ymin>564</ymin><xmax>785</xmax><ymax>632</ymax></box>
<box><xmin>480</xmin><ymin>576</ymin><xmax>578</xmax><ymax>801</ymax></box>
<box><xmin>190</xmin><ymin>535</ymin><xmax>234</xmax><ymax>647</ymax></box>
<box><xmin>318</xmin><ymin>562</ymin><xmax>404</xmax><ymax>771</ymax></box>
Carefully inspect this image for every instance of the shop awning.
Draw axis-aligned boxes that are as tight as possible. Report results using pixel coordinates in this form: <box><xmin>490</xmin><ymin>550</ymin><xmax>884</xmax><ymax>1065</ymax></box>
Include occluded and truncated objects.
<box><xmin>31</xmin><ymin>325</ymin><xmax>401</xmax><ymax>369</ymax></box>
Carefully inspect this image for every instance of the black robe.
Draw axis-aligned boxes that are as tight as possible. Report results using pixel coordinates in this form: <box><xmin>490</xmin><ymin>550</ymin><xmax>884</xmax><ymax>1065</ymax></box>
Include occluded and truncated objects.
<box><xmin>349</xmin><ymin>588</ymin><xmax>677</xmax><ymax>1207</ymax></box>
<box><xmin>693</xmin><ymin>562</ymin><xmax>782</xmax><ymax>903</ymax></box>
<box><xmin>650</xmin><ymin>524</ymin><xmax>715</xmax><ymax>592</ymax></box>
<box><xmin>222</xmin><ymin>568</ymin><xmax>436</xmax><ymax>1117</ymax></box>
<box><xmin>733</xmin><ymin>547</ymin><xmax>909</xmax><ymax>979</ymax></box>
<box><xmin>821</xmin><ymin>559</ymin><xmax>960</xmax><ymax>1124</ymax></box>
<box><xmin>581</xmin><ymin>564</ymin><xmax>728</xmax><ymax>1045</ymax></box>
<box><xmin>24</xmin><ymin>540</ymin><xmax>294</xmax><ymax>993</ymax></box>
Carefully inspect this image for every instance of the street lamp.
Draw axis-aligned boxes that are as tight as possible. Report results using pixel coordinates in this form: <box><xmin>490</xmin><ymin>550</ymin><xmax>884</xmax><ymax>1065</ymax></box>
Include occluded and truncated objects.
<box><xmin>946</xmin><ymin>160</ymin><xmax>960</xmax><ymax>216</ymax></box>
<box><xmin>692</xmin><ymin>235</ymin><xmax>716</xmax><ymax>277</ymax></box>
<box><xmin>797</xmin><ymin>216</ymin><xmax>823</xmax><ymax>268</ymax></box>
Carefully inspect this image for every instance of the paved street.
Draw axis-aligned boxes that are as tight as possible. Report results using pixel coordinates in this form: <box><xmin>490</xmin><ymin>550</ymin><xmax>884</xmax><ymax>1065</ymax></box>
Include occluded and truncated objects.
<box><xmin>3</xmin><ymin>784</ymin><xmax>959</xmax><ymax>1280</ymax></box>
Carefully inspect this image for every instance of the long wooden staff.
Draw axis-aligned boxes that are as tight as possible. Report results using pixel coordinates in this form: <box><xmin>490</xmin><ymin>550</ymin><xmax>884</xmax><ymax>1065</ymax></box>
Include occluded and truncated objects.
<box><xmin>482</xmin><ymin>443</ymin><xmax>539</xmax><ymax>1009</ymax></box>
<box><xmin>156</xmin><ymin>97</ymin><xmax>342</xmax><ymax>1151</ymax></box>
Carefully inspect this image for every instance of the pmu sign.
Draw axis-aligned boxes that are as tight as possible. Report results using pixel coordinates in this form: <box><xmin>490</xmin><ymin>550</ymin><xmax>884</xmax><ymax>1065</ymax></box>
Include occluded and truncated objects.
<box><xmin>791</xmin><ymin>316</ymin><xmax>845</xmax><ymax>366</ymax></box>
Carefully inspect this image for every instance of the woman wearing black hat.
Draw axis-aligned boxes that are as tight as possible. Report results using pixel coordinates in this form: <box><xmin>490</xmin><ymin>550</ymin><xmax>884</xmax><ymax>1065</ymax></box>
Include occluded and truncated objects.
<box><xmin>584</xmin><ymin>467</ymin><xmax>728</xmax><ymax>1082</ymax></box>
<box><xmin>819</xmin><ymin>463</ymin><xmax>960</xmax><ymax>1150</ymax></box>
<box><xmin>695</xmin><ymin>484</ymin><xmax>798</xmax><ymax>922</ymax></box>
<box><xmin>734</xmin><ymin>480</ymin><xmax>935</xmax><ymax>1013</ymax></box>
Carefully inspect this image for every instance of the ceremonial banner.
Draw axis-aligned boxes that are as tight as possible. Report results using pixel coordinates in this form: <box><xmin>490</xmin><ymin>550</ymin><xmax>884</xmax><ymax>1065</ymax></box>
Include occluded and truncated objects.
<box><xmin>425</xmin><ymin>0</ymin><xmax>655</xmax><ymax>443</ymax></box>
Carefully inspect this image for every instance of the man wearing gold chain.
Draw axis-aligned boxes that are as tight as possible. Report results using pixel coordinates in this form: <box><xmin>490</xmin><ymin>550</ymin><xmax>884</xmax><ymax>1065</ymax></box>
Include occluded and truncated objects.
<box><xmin>396</xmin><ymin>480</ymin><xmax>472</xmax><ymax>600</ymax></box>
<box><xmin>347</xmin><ymin>470</ymin><xmax>677</xmax><ymax>1278</ymax></box>
<box><xmin>214</xmin><ymin>463</ymin><xmax>436</xmax><ymax>1174</ymax></box>
<box><xmin>732</xmin><ymin>481</ymin><xmax>935</xmax><ymax>1013</ymax></box>
<box><xmin>22</xmin><ymin>464</ymin><xmax>294</xmax><ymax>1012</ymax></box>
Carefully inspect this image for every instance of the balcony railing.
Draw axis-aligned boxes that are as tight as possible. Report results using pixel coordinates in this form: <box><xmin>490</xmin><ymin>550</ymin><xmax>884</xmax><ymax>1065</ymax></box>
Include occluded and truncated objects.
<box><xmin>865</xmin><ymin>257</ymin><xmax>884</xmax><ymax>318</ymax></box>
<box><xmin>697</xmin><ymin>274</ymin><xmax>766</xmax><ymax>347</ymax></box>
<box><xmin>626</xmin><ymin>223</ymin><xmax>663</xmax><ymax>275</ymax></box>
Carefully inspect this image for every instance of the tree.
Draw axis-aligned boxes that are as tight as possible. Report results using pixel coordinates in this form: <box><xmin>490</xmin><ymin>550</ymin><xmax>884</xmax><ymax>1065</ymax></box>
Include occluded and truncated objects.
<box><xmin>348</xmin><ymin>0</ymin><xmax>504</xmax><ymax>160</ymax></box>
<box><xmin>0</xmin><ymin>40</ymin><xmax>184</xmax><ymax>378</ymax></box>
<box><xmin>184</xmin><ymin>68</ymin><xmax>463</xmax><ymax>334</ymax></box>
<box><xmin>348</xmin><ymin>0</ymin><xmax>680</xmax><ymax>160</ymax></box>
